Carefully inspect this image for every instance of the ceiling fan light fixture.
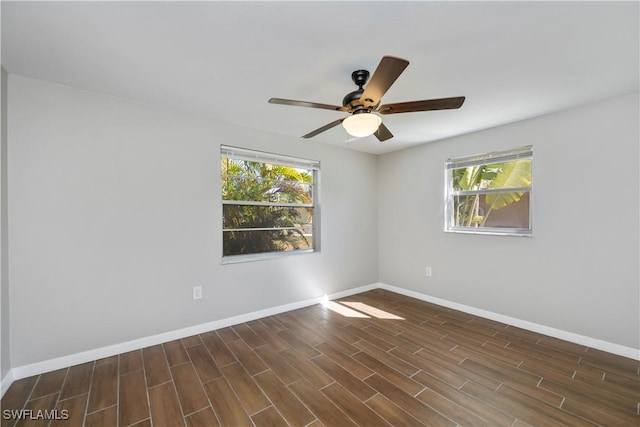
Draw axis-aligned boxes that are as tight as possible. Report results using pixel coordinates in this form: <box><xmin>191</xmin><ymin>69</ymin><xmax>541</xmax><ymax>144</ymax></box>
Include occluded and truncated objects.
<box><xmin>342</xmin><ymin>113</ymin><xmax>382</xmax><ymax>138</ymax></box>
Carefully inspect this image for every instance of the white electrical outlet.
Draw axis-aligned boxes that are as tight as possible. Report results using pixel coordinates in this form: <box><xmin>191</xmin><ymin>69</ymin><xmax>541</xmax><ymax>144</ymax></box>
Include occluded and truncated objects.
<box><xmin>426</xmin><ymin>267</ymin><xmax>432</xmax><ymax>277</ymax></box>
<box><xmin>192</xmin><ymin>286</ymin><xmax>202</xmax><ymax>300</ymax></box>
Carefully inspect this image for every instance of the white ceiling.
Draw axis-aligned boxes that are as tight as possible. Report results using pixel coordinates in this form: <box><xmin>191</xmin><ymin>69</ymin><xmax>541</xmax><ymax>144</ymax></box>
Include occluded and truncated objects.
<box><xmin>2</xmin><ymin>1</ymin><xmax>638</xmax><ymax>155</ymax></box>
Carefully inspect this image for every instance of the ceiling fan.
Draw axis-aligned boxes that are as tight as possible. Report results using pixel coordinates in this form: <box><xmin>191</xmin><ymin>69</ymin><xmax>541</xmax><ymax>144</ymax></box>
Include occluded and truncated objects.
<box><xmin>268</xmin><ymin>55</ymin><xmax>465</xmax><ymax>142</ymax></box>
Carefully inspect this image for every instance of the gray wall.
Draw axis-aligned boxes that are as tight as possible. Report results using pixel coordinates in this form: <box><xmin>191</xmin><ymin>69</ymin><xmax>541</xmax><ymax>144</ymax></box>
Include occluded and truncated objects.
<box><xmin>7</xmin><ymin>75</ymin><xmax>379</xmax><ymax>367</ymax></box>
<box><xmin>5</xmin><ymin>73</ymin><xmax>639</xmax><ymax>370</ymax></box>
<box><xmin>1</xmin><ymin>68</ymin><xmax>9</xmax><ymax>381</ymax></box>
<box><xmin>378</xmin><ymin>92</ymin><xmax>640</xmax><ymax>349</ymax></box>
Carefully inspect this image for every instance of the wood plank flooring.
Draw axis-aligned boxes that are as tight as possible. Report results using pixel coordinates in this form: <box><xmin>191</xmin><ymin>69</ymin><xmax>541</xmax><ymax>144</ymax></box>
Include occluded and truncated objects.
<box><xmin>2</xmin><ymin>289</ymin><xmax>639</xmax><ymax>426</ymax></box>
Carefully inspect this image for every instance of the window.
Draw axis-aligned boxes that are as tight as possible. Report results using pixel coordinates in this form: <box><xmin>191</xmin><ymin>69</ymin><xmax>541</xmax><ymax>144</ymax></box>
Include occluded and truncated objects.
<box><xmin>221</xmin><ymin>146</ymin><xmax>319</xmax><ymax>261</ymax></box>
<box><xmin>445</xmin><ymin>146</ymin><xmax>532</xmax><ymax>236</ymax></box>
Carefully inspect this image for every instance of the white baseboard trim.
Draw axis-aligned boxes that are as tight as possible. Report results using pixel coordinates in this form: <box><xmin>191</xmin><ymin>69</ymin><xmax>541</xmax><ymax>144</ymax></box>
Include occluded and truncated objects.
<box><xmin>378</xmin><ymin>282</ymin><xmax>640</xmax><ymax>361</ymax></box>
<box><xmin>2</xmin><ymin>281</ymin><xmax>637</xmax><ymax>398</ymax></box>
<box><xmin>0</xmin><ymin>283</ymin><xmax>377</xmax><ymax>397</ymax></box>
<box><xmin>1</xmin><ymin>369</ymin><xmax>14</xmax><ymax>397</ymax></box>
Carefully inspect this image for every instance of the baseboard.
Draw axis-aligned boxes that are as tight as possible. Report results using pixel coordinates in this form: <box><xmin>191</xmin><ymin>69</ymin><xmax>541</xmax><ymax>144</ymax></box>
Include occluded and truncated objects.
<box><xmin>0</xmin><ymin>283</ymin><xmax>377</xmax><ymax>397</ymax></box>
<box><xmin>378</xmin><ymin>282</ymin><xmax>640</xmax><ymax>361</ymax></box>
<box><xmin>2</xmin><ymin>281</ymin><xmax>637</xmax><ymax>398</ymax></box>
<box><xmin>1</xmin><ymin>369</ymin><xmax>14</xmax><ymax>397</ymax></box>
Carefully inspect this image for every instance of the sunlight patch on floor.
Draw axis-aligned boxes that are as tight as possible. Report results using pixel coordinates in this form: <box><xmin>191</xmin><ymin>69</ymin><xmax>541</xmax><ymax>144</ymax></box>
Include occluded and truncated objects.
<box><xmin>321</xmin><ymin>295</ymin><xmax>404</xmax><ymax>319</ymax></box>
<box><xmin>340</xmin><ymin>301</ymin><xmax>405</xmax><ymax>320</ymax></box>
<box><xmin>323</xmin><ymin>300</ymin><xmax>371</xmax><ymax>318</ymax></box>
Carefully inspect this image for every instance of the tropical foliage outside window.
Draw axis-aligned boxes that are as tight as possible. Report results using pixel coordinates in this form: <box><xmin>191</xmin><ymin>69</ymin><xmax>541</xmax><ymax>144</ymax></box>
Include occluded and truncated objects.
<box><xmin>445</xmin><ymin>146</ymin><xmax>532</xmax><ymax>235</ymax></box>
<box><xmin>221</xmin><ymin>146</ymin><xmax>319</xmax><ymax>260</ymax></box>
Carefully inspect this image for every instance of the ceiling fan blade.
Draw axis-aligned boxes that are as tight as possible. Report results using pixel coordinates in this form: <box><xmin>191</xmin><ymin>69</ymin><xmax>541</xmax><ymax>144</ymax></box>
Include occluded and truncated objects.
<box><xmin>374</xmin><ymin>123</ymin><xmax>393</xmax><ymax>142</ymax></box>
<box><xmin>269</xmin><ymin>98</ymin><xmax>348</xmax><ymax>112</ymax></box>
<box><xmin>302</xmin><ymin>118</ymin><xmax>345</xmax><ymax>139</ymax></box>
<box><xmin>359</xmin><ymin>56</ymin><xmax>410</xmax><ymax>108</ymax></box>
<box><xmin>378</xmin><ymin>96</ymin><xmax>465</xmax><ymax>115</ymax></box>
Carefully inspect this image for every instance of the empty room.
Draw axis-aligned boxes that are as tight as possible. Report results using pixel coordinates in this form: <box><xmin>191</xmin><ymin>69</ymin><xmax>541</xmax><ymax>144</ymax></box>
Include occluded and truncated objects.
<box><xmin>0</xmin><ymin>1</ymin><xmax>638</xmax><ymax>426</ymax></box>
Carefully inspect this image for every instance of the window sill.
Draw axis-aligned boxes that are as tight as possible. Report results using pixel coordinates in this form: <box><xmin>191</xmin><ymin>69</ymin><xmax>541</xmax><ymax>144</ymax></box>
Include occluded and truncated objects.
<box><xmin>445</xmin><ymin>228</ymin><xmax>532</xmax><ymax>237</ymax></box>
<box><xmin>222</xmin><ymin>249</ymin><xmax>316</xmax><ymax>264</ymax></box>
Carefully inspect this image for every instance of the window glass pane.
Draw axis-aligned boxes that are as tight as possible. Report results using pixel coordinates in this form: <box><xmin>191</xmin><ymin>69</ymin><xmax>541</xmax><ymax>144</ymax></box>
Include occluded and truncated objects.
<box><xmin>223</xmin><ymin>205</ymin><xmax>313</xmax><ymax>230</ymax></box>
<box><xmin>451</xmin><ymin>159</ymin><xmax>531</xmax><ymax>192</ymax></box>
<box><xmin>222</xmin><ymin>175</ymin><xmax>313</xmax><ymax>204</ymax></box>
<box><xmin>223</xmin><ymin>229</ymin><xmax>313</xmax><ymax>255</ymax></box>
<box><xmin>221</xmin><ymin>158</ymin><xmax>313</xmax><ymax>204</ymax></box>
<box><xmin>452</xmin><ymin>192</ymin><xmax>530</xmax><ymax>229</ymax></box>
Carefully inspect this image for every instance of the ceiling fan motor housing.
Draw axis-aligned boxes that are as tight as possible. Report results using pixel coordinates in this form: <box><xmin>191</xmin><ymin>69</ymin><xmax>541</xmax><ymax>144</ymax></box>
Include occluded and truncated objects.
<box><xmin>342</xmin><ymin>89</ymin><xmax>364</xmax><ymax>109</ymax></box>
<box><xmin>343</xmin><ymin>69</ymin><xmax>373</xmax><ymax>109</ymax></box>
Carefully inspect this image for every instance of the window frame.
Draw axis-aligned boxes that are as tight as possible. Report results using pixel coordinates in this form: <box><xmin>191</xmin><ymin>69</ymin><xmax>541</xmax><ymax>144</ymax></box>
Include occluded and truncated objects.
<box><xmin>221</xmin><ymin>145</ymin><xmax>320</xmax><ymax>263</ymax></box>
<box><xmin>444</xmin><ymin>146</ymin><xmax>533</xmax><ymax>236</ymax></box>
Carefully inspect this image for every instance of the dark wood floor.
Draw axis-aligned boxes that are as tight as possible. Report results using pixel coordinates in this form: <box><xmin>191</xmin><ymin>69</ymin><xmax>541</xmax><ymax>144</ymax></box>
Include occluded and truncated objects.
<box><xmin>2</xmin><ymin>289</ymin><xmax>639</xmax><ymax>426</ymax></box>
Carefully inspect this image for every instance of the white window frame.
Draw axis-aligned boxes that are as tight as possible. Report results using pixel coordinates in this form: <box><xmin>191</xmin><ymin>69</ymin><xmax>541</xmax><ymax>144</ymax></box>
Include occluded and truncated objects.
<box><xmin>221</xmin><ymin>145</ymin><xmax>320</xmax><ymax>263</ymax></box>
<box><xmin>444</xmin><ymin>146</ymin><xmax>532</xmax><ymax>236</ymax></box>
